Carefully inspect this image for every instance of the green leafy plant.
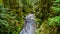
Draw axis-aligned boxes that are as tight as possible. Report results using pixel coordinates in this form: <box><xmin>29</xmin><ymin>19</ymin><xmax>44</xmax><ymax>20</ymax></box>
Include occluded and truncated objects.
<box><xmin>0</xmin><ymin>4</ymin><xmax>24</xmax><ymax>34</ymax></box>
<box><xmin>48</xmin><ymin>16</ymin><xmax>60</xmax><ymax>26</ymax></box>
<box><xmin>51</xmin><ymin>0</ymin><xmax>60</xmax><ymax>12</ymax></box>
<box><xmin>49</xmin><ymin>0</ymin><xmax>60</xmax><ymax>26</ymax></box>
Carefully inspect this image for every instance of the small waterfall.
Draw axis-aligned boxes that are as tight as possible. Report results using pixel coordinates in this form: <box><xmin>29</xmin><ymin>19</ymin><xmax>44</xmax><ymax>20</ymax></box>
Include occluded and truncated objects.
<box><xmin>19</xmin><ymin>14</ymin><xmax>36</xmax><ymax>34</ymax></box>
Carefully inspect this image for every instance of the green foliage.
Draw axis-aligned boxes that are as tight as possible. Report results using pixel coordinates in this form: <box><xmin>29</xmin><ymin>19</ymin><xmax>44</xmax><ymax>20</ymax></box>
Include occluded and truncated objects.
<box><xmin>49</xmin><ymin>0</ymin><xmax>60</xmax><ymax>27</ymax></box>
<box><xmin>0</xmin><ymin>0</ymin><xmax>60</xmax><ymax>34</ymax></box>
<box><xmin>51</xmin><ymin>0</ymin><xmax>60</xmax><ymax>12</ymax></box>
<box><xmin>57</xmin><ymin>31</ymin><xmax>60</xmax><ymax>34</ymax></box>
<box><xmin>48</xmin><ymin>16</ymin><xmax>60</xmax><ymax>26</ymax></box>
<box><xmin>0</xmin><ymin>4</ymin><xmax>24</xmax><ymax>34</ymax></box>
<box><xmin>19</xmin><ymin>0</ymin><xmax>39</xmax><ymax>13</ymax></box>
<box><xmin>0</xmin><ymin>19</ymin><xmax>9</xmax><ymax>27</ymax></box>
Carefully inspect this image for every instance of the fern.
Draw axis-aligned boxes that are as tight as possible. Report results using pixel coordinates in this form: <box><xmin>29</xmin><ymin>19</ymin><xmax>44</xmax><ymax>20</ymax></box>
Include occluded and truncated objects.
<box><xmin>51</xmin><ymin>0</ymin><xmax>60</xmax><ymax>12</ymax></box>
<box><xmin>48</xmin><ymin>16</ymin><xmax>60</xmax><ymax>26</ymax></box>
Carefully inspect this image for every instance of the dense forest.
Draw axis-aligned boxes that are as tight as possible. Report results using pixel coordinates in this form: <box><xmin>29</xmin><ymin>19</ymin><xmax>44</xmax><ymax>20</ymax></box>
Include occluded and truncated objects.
<box><xmin>0</xmin><ymin>0</ymin><xmax>60</xmax><ymax>34</ymax></box>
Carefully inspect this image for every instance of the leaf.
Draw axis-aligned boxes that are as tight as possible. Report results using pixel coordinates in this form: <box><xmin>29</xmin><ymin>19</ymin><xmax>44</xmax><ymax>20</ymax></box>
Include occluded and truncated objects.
<box><xmin>0</xmin><ymin>19</ymin><xmax>9</xmax><ymax>27</ymax></box>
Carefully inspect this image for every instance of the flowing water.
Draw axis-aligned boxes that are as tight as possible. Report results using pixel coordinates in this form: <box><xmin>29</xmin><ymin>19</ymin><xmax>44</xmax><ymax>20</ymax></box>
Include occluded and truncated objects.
<box><xmin>19</xmin><ymin>14</ymin><xmax>36</xmax><ymax>34</ymax></box>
